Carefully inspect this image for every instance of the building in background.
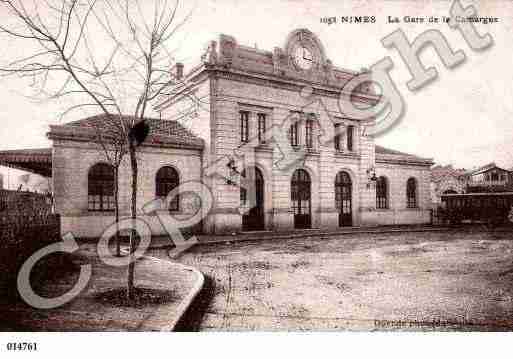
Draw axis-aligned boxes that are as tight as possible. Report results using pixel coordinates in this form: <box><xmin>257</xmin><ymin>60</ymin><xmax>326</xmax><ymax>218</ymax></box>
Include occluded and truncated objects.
<box><xmin>430</xmin><ymin>165</ymin><xmax>467</xmax><ymax>205</ymax></box>
<box><xmin>431</xmin><ymin>162</ymin><xmax>513</xmax><ymax>205</ymax></box>
<box><xmin>461</xmin><ymin>163</ymin><xmax>513</xmax><ymax>193</ymax></box>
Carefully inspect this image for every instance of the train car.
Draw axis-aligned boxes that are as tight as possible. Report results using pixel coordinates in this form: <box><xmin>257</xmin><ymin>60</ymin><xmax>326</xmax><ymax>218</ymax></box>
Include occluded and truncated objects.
<box><xmin>440</xmin><ymin>192</ymin><xmax>513</xmax><ymax>224</ymax></box>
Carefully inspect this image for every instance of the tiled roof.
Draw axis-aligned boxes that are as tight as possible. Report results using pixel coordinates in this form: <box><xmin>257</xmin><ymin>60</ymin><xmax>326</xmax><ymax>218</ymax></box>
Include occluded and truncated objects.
<box><xmin>464</xmin><ymin>162</ymin><xmax>510</xmax><ymax>176</ymax></box>
<box><xmin>49</xmin><ymin>114</ymin><xmax>204</xmax><ymax>149</ymax></box>
<box><xmin>375</xmin><ymin>145</ymin><xmax>433</xmax><ymax>165</ymax></box>
<box><xmin>0</xmin><ymin>148</ymin><xmax>52</xmax><ymax>160</ymax></box>
<box><xmin>430</xmin><ymin>164</ymin><xmax>466</xmax><ymax>182</ymax></box>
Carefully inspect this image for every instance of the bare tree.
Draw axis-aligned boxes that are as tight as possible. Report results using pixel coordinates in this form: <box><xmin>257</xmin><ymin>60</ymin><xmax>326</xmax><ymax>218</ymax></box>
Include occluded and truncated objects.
<box><xmin>0</xmin><ymin>0</ymin><xmax>195</xmax><ymax>299</ymax></box>
<box><xmin>88</xmin><ymin>118</ymin><xmax>127</xmax><ymax>257</ymax></box>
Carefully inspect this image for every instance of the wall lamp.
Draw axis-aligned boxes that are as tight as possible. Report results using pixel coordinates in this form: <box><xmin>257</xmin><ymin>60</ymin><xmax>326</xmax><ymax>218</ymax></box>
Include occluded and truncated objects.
<box><xmin>366</xmin><ymin>167</ymin><xmax>377</xmax><ymax>189</ymax></box>
<box><xmin>226</xmin><ymin>159</ymin><xmax>242</xmax><ymax>185</ymax></box>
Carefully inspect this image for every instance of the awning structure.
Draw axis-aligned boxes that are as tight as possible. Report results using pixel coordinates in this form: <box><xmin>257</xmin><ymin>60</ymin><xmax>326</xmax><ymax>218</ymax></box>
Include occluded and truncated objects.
<box><xmin>0</xmin><ymin>148</ymin><xmax>52</xmax><ymax>177</ymax></box>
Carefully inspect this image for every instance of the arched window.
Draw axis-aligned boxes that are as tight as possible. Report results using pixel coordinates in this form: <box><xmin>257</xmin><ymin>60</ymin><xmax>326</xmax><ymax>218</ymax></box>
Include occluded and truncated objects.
<box><xmin>407</xmin><ymin>177</ymin><xmax>417</xmax><ymax>208</ymax></box>
<box><xmin>335</xmin><ymin>171</ymin><xmax>352</xmax><ymax>210</ymax></box>
<box><xmin>156</xmin><ymin>166</ymin><xmax>180</xmax><ymax>211</ymax></box>
<box><xmin>88</xmin><ymin>163</ymin><xmax>115</xmax><ymax>212</ymax></box>
<box><xmin>376</xmin><ymin>176</ymin><xmax>388</xmax><ymax>209</ymax></box>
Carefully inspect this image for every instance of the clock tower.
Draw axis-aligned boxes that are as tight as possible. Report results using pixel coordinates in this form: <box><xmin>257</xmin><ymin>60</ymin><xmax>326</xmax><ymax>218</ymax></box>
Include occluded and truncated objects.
<box><xmin>155</xmin><ymin>28</ymin><xmax>433</xmax><ymax>235</ymax></box>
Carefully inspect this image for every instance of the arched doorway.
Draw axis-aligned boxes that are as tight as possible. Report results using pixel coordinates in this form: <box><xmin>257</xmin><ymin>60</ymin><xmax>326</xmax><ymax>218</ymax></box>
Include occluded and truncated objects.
<box><xmin>241</xmin><ymin>167</ymin><xmax>265</xmax><ymax>231</ymax></box>
<box><xmin>291</xmin><ymin>169</ymin><xmax>311</xmax><ymax>229</ymax></box>
<box><xmin>335</xmin><ymin>171</ymin><xmax>352</xmax><ymax>226</ymax></box>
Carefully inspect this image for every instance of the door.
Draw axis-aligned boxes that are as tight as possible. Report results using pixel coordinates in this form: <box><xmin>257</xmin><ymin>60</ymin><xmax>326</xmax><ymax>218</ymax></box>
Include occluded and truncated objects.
<box><xmin>336</xmin><ymin>171</ymin><xmax>352</xmax><ymax>227</ymax></box>
<box><xmin>292</xmin><ymin>169</ymin><xmax>311</xmax><ymax>229</ymax></box>
<box><xmin>241</xmin><ymin>168</ymin><xmax>265</xmax><ymax>231</ymax></box>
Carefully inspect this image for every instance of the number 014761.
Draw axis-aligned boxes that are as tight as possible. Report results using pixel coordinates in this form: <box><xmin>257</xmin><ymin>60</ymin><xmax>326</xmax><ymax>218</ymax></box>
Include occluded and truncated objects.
<box><xmin>6</xmin><ymin>342</ymin><xmax>38</xmax><ymax>351</ymax></box>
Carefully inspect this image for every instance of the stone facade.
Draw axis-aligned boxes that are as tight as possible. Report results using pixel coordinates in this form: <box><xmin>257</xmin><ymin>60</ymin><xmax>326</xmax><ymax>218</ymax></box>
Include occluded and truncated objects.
<box><xmin>48</xmin><ymin>117</ymin><xmax>204</xmax><ymax>238</ymax></box>
<box><xmin>51</xmin><ymin>140</ymin><xmax>202</xmax><ymax>238</ymax></box>
<box><xmin>156</xmin><ymin>29</ymin><xmax>434</xmax><ymax>234</ymax></box>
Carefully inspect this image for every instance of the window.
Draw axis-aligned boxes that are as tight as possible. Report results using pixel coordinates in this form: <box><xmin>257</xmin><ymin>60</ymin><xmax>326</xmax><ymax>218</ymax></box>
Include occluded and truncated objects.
<box><xmin>88</xmin><ymin>163</ymin><xmax>115</xmax><ymax>212</ymax></box>
<box><xmin>240</xmin><ymin>111</ymin><xmax>249</xmax><ymax>143</ymax></box>
<box><xmin>156</xmin><ymin>166</ymin><xmax>180</xmax><ymax>211</ymax></box>
<box><xmin>289</xmin><ymin>121</ymin><xmax>299</xmax><ymax>146</ymax></box>
<box><xmin>334</xmin><ymin>124</ymin><xmax>342</xmax><ymax>151</ymax></box>
<box><xmin>257</xmin><ymin>113</ymin><xmax>266</xmax><ymax>144</ymax></box>
<box><xmin>406</xmin><ymin>177</ymin><xmax>417</xmax><ymax>208</ymax></box>
<box><xmin>376</xmin><ymin>176</ymin><xmax>388</xmax><ymax>209</ymax></box>
<box><xmin>347</xmin><ymin>125</ymin><xmax>354</xmax><ymax>152</ymax></box>
<box><xmin>491</xmin><ymin>172</ymin><xmax>499</xmax><ymax>181</ymax></box>
<box><xmin>305</xmin><ymin>117</ymin><xmax>314</xmax><ymax>148</ymax></box>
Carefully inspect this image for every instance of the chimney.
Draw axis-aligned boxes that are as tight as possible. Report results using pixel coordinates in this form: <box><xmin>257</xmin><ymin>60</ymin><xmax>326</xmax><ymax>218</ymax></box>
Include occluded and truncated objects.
<box><xmin>176</xmin><ymin>62</ymin><xmax>184</xmax><ymax>80</ymax></box>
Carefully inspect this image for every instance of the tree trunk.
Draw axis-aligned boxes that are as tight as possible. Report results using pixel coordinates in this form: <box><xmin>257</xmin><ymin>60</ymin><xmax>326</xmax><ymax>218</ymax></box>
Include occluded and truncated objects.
<box><xmin>114</xmin><ymin>166</ymin><xmax>121</xmax><ymax>257</ymax></box>
<box><xmin>127</xmin><ymin>141</ymin><xmax>138</xmax><ymax>300</ymax></box>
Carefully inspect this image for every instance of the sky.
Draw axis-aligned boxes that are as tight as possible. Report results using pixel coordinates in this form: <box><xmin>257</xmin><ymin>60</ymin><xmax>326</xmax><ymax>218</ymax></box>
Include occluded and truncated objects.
<box><xmin>1</xmin><ymin>0</ymin><xmax>512</xmax><ymax>188</ymax></box>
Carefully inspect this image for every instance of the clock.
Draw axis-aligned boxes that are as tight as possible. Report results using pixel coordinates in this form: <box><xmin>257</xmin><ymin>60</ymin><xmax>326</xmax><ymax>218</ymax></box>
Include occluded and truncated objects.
<box><xmin>293</xmin><ymin>45</ymin><xmax>314</xmax><ymax>70</ymax></box>
<box><xmin>284</xmin><ymin>29</ymin><xmax>326</xmax><ymax>73</ymax></box>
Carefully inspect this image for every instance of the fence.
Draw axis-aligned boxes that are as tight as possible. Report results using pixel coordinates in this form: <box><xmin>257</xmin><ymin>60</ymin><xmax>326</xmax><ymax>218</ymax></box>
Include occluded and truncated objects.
<box><xmin>0</xmin><ymin>190</ymin><xmax>60</xmax><ymax>299</ymax></box>
<box><xmin>0</xmin><ymin>189</ymin><xmax>53</xmax><ymax>214</ymax></box>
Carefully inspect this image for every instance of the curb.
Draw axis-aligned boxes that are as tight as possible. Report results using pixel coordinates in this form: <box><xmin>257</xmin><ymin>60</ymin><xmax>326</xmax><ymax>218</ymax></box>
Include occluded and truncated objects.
<box><xmin>120</xmin><ymin>249</ymin><xmax>205</xmax><ymax>332</ymax></box>
<box><xmin>194</xmin><ymin>226</ymin><xmax>454</xmax><ymax>247</ymax></box>
<box><xmin>161</xmin><ymin>252</ymin><xmax>204</xmax><ymax>331</ymax></box>
<box><xmin>148</xmin><ymin>225</ymin><xmax>513</xmax><ymax>250</ymax></box>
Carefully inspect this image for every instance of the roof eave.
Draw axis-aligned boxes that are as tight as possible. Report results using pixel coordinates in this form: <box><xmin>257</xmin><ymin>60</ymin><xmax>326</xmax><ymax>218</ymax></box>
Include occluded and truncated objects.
<box><xmin>48</xmin><ymin>130</ymin><xmax>204</xmax><ymax>151</ymax></box>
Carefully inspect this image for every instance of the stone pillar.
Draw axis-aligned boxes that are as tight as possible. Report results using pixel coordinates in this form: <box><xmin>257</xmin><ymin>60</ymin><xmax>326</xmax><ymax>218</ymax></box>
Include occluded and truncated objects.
<box><xmin>319</xmin><ymin>150</ymin><xmax>338</xmax><ymax>230</ymax></box>
<box><xmin>271</xmin><ymin>107</ymin><xmax>295</xmax><ymax>231</ymax></box>
<box><xmin>210</xmin><ymin>99</ymin><xmax>243</xmax><ymax>234</ymax></box>
<box><xmin>358</xmin><ymin>124</ymin><xmax>377</xmax><ymax>226</ymax></box>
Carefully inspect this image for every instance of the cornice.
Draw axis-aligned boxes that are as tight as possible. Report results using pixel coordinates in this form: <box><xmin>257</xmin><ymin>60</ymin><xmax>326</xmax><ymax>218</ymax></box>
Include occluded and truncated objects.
<box><xmin>376</xmin><ymin>156</ymin><xmax>434</xmax><ymax>167</ymax></box>
<box><xmin>155</xmin><ymin>62</ymin><xmax>380</xmax><ymax>112</ymax></box>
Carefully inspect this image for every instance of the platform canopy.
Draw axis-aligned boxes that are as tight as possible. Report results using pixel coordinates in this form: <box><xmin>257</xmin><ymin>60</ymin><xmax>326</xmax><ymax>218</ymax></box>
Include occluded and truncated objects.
<box><xmin>0</xmin><ymin>148</ymin><xmax>52</xmax><ymax>177</ymax></box>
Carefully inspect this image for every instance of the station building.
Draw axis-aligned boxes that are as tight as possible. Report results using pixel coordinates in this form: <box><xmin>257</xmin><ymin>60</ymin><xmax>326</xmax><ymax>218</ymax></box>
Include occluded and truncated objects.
<box><xmin>1</xmin><ymin>29</ymin><xmax>434</xmax><ymax>237</ymax></box>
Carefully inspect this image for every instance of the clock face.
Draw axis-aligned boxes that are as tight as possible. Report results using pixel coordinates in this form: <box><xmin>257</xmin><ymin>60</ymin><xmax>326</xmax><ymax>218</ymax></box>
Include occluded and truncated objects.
<box><xmin>293</xmin><ymin>45</ymin><xmax>314</xmax><ymax>70</ymax></box>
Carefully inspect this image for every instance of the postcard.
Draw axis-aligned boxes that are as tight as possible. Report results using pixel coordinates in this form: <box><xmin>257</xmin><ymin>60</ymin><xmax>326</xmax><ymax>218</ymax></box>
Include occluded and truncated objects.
<box><xmin>0</xmin><ymin>0</ymin><xmax>512</xmax><ymax>357</ymax></box>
